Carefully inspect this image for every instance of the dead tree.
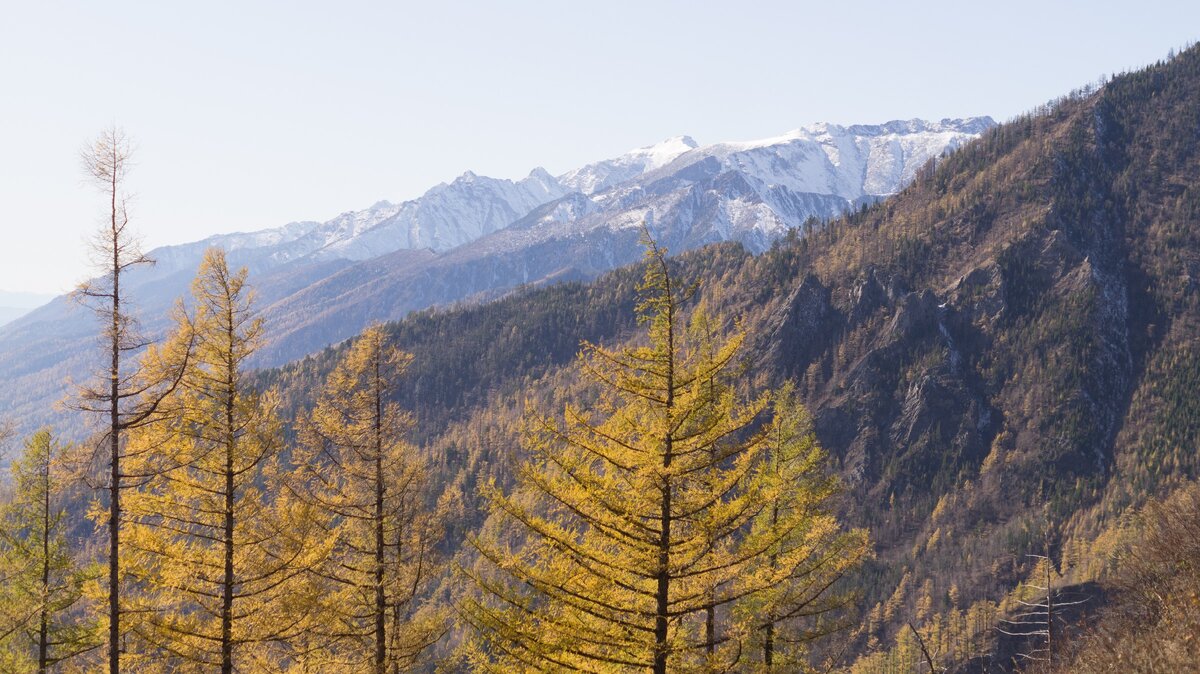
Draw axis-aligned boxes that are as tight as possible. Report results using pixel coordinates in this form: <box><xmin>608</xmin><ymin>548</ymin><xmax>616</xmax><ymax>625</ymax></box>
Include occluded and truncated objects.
<box><xmin>71</xmin><ymin>127</ymin><xmax>191</xmax><ymax>674</ymax></box>
<box><xmin>908</xmin><ymin>621</ymin><xmax>942</xmax><ymax>673</ymax></box>
<box><xmin>997</xmin><ymin>553</ymin><xmax>1087</xmax><ymax>670</ymax></box>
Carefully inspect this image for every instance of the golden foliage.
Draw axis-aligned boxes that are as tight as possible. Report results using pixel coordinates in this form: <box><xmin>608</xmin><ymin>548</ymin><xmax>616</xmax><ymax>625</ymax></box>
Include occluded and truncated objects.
<box><xmin>461</xmin><ymin>238</ymin><xmax>867</xmax><ymax>672</ymax></box>
<box><xmin>119</xmin><ymin>249</ymin><xmax>322</xmax><ymax>672</ymax></box>
<box><xmin>289</xmin><ymin>324</ymin><xmax>449</xmax><ymax>672</ymax></box>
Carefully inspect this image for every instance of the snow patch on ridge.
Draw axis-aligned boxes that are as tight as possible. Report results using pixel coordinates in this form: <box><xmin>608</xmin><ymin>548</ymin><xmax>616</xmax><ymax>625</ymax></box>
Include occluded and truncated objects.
<box><xmin>559</xmin><ymin>135</ymin><xmax>701</xmax><ymax>194</ymax></box>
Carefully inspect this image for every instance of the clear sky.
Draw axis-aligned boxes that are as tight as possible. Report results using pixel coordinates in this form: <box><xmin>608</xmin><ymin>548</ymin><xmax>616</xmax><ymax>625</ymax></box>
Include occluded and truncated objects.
<box><xmin>1</xmin><ymin>1</ymin><xmax>1196</xmax><ymax>294</ymax></box>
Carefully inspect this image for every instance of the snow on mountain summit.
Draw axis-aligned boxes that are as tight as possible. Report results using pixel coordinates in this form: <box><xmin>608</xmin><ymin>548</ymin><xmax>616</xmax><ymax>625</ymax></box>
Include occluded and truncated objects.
<box><xmin>559</xmin><ymin>135</ymin><xmax>701</xmax><ymax>194</ymax></box>
<box><xmin>650</xmin><ymin>116</ymin><xmax>996</xmax><ymax>203</ymax></box>
<box><xmin>500</xmin><ymin>116</ymin><xmax>997</xmax><ymax>261</ymax></box>
<box><xmin>311</xmin><ymin>169</ymin><xmax>568</xmax><ymax>259</ymax></box>
<box><xmin>634</xmin><ymin>135</ymin><xmax>701</xmax><ymax>170</ymax></box>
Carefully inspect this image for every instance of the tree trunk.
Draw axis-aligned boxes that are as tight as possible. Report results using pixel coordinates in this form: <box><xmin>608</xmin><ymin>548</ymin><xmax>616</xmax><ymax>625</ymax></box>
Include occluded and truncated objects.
<box><xmin>705</xmin><ymin>604</ymin><xmax>715</xmax><ymax>656</ymax></box>
<box><xmin>654</xmin><ymin>481</ymin><xmax>671</xmax><ymax>674</ymax></box>
<box><xmin>764</xmin><ymin>622</ymin><xmax>774</xmax><ymax>668</ymax></box>
<box><xmin>764</xmin><ymin>500</ymin><xmax>781</xmax><ymax>668</ymax></box>
<box><xmin>108</xmin><ymin>200</ymin><xmax>122</xmax><ymax>674</ymax></box>
<box><xmin>39</xmin><ymin>448</ymin><xmax>51</xmax><ymax>674</ymax></box>
<box><xmin>374</xmin><ymin>357</ymin><xmax>387</xmax><ymax>674</ymax></box>
<box><xmin>653</xmin><ymin>290</ymin><xmax>675</xmax><ymax>674</ymax></box>
<box><xmin>221</xmin><ymin>372</ymin><xmax>236</xmax><ymax>674</ymax></box>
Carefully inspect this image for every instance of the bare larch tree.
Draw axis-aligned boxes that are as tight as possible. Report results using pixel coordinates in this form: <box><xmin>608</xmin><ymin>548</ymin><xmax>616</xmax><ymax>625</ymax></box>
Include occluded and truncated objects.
<box><xmin>72</xmin><ymin>127</ymin><xmax>189</xmax><ymax>674</ymax></box>
<box><xmin>997</xmin><ymin>552</ymin><xmax>1088</xmax><ymax>670</ymax></box>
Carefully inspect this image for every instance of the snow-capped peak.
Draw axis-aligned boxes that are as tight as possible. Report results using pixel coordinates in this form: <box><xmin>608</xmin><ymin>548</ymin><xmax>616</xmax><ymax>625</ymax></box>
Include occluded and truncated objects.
<box><xmin>558</xmin><ymin>135</ymin><xmax>701</xmax><ymax>195</ymax></box>
<box><xmin>647</xmin><ymin>117</ymin><xmax>994</xmax><ymax>200</ymax></box>
<box><xmin>627</xmin><ymin>135</ymin><xmax>700</xmax><ymax>171</ymax></box>
<box><xmin>524</xmin><ymin>166</ymin><xmax>560</xmax><ymax>191</ymax></box>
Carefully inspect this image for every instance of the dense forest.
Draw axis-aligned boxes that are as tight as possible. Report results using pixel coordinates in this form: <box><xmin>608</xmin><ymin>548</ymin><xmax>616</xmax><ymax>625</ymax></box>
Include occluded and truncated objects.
<box><xmin>4</xmin><ymin>44</ymin><xmax>1200</xmax><ymax>672</ymax></box>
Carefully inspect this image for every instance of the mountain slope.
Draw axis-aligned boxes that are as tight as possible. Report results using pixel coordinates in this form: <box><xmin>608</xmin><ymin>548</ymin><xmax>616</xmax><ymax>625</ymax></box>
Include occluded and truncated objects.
<box><xmin>260</xmin><ymin>47</ymin><xmax>1200</xmax><ymax>668</ymax></box>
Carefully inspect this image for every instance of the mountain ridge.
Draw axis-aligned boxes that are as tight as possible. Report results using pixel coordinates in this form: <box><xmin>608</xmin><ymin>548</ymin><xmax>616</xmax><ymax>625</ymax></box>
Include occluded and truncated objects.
<box><xmin>139</xmin><ymin>116</ymin><xmax>994</xmax><ymax>276</ymax></box>
<box><xmin>0</xmin><ymin>116</ymin><xmax>992</xmax><ymax>440</ymax></box>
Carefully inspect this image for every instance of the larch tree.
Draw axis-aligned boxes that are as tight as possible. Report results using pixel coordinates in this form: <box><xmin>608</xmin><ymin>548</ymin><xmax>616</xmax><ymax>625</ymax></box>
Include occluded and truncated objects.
<box><xmin>0</xmin><ymin>430</ymin><xmax>98</xmax><ymax>673</ymax></box>
<box><xmin>460</xmin><ymin>235</ymin><xmax>868</xmax><ymax>673</ymax></box>
<box><xmin>739</xmin><ymin>383</ymin><xmax>869</xmax><ymax>672</ymax></box>
<box><xmin>291</xmin><ymin>324</ymin><xmax>448</xmax><ymax>673</ymax></box>
<box><xmin>120</xmin><ymin>248</ymin><xmax>319</xmax><ymax>673</ymax></box>
<box><xmin>71</xmin><ymin>127</ymin><xmax>189</xmax><ymax>674</ymax></box>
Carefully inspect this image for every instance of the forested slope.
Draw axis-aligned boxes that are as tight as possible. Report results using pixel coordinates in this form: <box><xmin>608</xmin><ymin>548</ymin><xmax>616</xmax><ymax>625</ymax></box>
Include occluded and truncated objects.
<box><xmin>261</xmin><ymin>45</ymin><xmax>1200</xmax><ymax>668</ymax></box>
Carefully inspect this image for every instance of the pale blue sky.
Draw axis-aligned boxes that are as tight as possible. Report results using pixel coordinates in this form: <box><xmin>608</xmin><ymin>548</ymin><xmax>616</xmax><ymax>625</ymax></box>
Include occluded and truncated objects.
<box><xmin>1</xmin><ymin>1</ymin><xmax>1196</xmax><ymax>294</ymax></box>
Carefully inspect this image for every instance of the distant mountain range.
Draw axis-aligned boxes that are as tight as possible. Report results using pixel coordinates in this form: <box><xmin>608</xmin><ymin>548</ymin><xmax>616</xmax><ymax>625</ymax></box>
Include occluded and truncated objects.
<box><xmin>144</xmin><ymin>117</ymin><xmax>992</xmax><ymax>286</ymax></box>
<box><xmin>0</xmin><ymin>117</ymin><xmax>992</xmax><ymax>437</ymax></box>
<box><xmin>0</xmin><ymin>290</ymin><xmax>55</xmax><ymax>328</ymax></box>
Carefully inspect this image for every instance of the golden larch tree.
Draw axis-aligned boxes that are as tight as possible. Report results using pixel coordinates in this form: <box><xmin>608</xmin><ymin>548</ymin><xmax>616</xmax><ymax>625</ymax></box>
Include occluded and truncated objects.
<box><xmin>121</xmin><ymin>248</ymin><xmax>322</xmax><ymax>673</ymax></box>
<box><xmin>738</xmin><ymin>383</ymin><xmax>869</xmax><ymax>672</ymax></box>
<box><xmin>0</xmin><ymin>429</ymin><xmax>99</xmax><ymax>674</ymax></box>
<box><xmin>291</xmin><ymin>324</ymin><xmax>448</xmax><ymax>672</ymax></box>
<box><xmin>460</xmin><ymin>236</ymin><xmax>868</xmax><ymax>673</ymax></box>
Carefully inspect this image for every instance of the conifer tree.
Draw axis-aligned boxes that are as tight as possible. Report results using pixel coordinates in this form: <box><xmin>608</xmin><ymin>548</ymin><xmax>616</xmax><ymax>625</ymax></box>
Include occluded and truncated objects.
<box><xmin>291</xmin><ymin>324</ymin><xmax>447</xmax><ymax>672</ymax></box>
<box><xmin>71</xmin><ymin>128</ymin><xmax>189</xmax><ymax>674</ymax></box>
<box><xmin>0</xmin><ymin>430</ymin><xmax>98</xmax><ymax>673</ymax></box>
<box><xmin>121</xmin><ymin>249</ymin><xmax>319</xmax><ymax>673</ymax></box>
<box><xmin>742</xmin><ymin>383</ymin><xmax>869</xmax><ymax>672</ymax></box>
<box><xmin>460</xmin><ymin>235</ymin><xmax>867</xmax><ymax>672</ymax></box>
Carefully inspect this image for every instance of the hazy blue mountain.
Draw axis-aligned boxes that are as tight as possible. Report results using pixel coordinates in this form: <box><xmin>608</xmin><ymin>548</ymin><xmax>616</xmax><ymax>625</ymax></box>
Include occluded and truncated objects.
<box><xmin>0</xmin><ymin>290</ymin><xmax>55</xmax><ymax>328</ymax></box>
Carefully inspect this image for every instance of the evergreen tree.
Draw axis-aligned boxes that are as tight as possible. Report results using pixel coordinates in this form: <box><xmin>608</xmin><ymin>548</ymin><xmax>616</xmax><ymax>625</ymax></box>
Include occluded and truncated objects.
<box><xmin>0</xmin><ymin>430</ymin><xmax>98</xmax><ymax>673</ymax></box>
<box><xmin>291</xmin><ymin>324</ymin><xmax>448</xmax><ymax>672</ymax></box>
<box><xmin>460</xmin><ymin>235</ymin><xmax>867</xmax><ymax>672</ymax></box>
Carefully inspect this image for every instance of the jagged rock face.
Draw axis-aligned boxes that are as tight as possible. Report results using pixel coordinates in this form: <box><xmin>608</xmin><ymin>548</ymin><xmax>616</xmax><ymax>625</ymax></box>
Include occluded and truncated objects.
<box><xmin>776</xmin><ymin>272</ymin><xmax>997</xmax><ymax>494</ymax></box>
<box><xmin>767</xmin><ymin>274</ymin><xmax>838</xmax><ymax>371</ymax></box>
<box><xmin>775</xmin><ymin>214</ymin><xmax>1133</xmax><ymax>500</ymax></box>
<box><xmin>948</xmin><ymin>264</ymin><xmax>1005</xmax><ymax>329</ymax></box>
<box><xmin>850</xmin><ymin>267</ymin><xmax>889</xmax><ymax>320</ymax></box>
<box><xmin>886</xmin><ymin>289</ymin><xmax>940</xmax><ymax>343</ymax></box>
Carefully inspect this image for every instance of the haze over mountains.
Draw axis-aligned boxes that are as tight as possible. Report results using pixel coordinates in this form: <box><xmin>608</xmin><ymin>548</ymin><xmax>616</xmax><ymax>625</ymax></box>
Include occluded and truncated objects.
<box><xmin>0</xmin><ymin>291</ymin><xmax>55</xmax><ymax>328</ymax></box>
<box><xmin>0</xmin><ymin>117</ymin><xmax>991</xmax><ymax>438</ymax></box>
